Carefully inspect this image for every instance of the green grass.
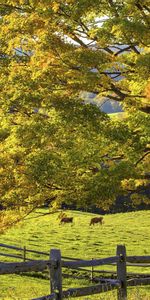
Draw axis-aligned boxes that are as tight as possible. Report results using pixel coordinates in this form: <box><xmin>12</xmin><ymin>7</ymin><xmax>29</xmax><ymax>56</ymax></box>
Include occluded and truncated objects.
<box><xmin>0</xmin><ymin>209</ymin><xmax>150</xmax><ymax>299</ymax></box>
<box><xmin>108</xmin><ymin>112</ymin><xmax>126</xmax><ymax>119</ymax></box>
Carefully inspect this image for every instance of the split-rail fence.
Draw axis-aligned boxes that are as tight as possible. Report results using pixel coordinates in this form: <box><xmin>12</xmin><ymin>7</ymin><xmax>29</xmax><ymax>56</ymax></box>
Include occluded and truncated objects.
<box><xmin>0</xmin><ymin>243</ymin><xmax>150</xmax><ymax>300</ymax></box>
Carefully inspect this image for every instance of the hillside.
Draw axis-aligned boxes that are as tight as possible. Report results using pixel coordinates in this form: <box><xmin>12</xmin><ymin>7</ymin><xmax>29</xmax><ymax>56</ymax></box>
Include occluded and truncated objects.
<box><xmin>0</xmin><ymin>209</ymin><xmax>150</xmax><ymax>299</ymax></box>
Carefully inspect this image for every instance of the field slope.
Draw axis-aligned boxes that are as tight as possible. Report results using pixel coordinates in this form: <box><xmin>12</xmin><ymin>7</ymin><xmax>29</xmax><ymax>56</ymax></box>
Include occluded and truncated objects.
<box><xmin>0</xmin><ymin>209</ymin><xmax>150</xmax><ymax>299</ymax></box>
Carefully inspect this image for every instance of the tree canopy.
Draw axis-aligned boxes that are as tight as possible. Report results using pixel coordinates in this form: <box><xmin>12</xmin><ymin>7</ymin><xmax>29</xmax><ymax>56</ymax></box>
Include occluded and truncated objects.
<box><xmin>0</xmin><ymin>0</ymin><xmax>150</xmax><ymax>230</ymax></box>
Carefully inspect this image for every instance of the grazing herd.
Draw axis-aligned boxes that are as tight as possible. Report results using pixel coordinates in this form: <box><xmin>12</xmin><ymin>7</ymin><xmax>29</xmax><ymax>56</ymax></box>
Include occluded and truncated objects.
<box><xmin>58</xmin><ymin>212</ymin><xmax>104</xmax><ymax>226</ymax></box>
<box><xmin>90</xmin><ymin>217</ymin><xmax>103</xmax><ymax>226</ymax></box>
<box><xmin>60</xmin><ymin>217</ymin><xmax>74</xmax><ymax>225</ymax></box>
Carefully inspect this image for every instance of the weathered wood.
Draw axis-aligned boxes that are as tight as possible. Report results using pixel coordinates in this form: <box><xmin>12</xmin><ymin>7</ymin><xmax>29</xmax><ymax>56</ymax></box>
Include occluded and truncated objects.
<box><xmin>62</xmin><ymin>256</ymin><xmax>118</xmax><ymax>268</ymax></box>
<box><xmin>93</xmin><ymin>269</ymin><xmax>150</xmax><ymax>277</ymax></box>
<box><xmin>32</xmin><ymin>282</ymin><xmax>120</xmax><ymax>300</ymax></box>
<box><xmin>91</xmin><ymin>258</ymin><xmax>94</xmax><ymax>281</ymax></box>
<box><xmin>0</xmin><ymin>243</ymin><xmax>81</xmax><ymax>260</ymax></box>
<box><xmin>95</xmin><ymin>278</ymin><xmax>121</xmax><ymax>285</ymax></box>
<box><xmin>127</xmin><ymin>277</ymin><xmax>150</xmax><ymax>286</ymax></box>
<box><xmin>1</xmin><ymin>242</ymin><xmax>150</xmax><ymax>300</ymax></box>
<box><xmin>0</xmin><ymin>243</ymin><xmax>23</xmax><ymax>251</ymax></box>
<box><xmin>127</xmin><ymin>256</ymin><xmax>150</xmax><ymax>264</ymax></box>
<box><xmin>32</xmin><ymin>293</ymin><xmax>57</xmax><ymax>300</ymax></box>
<box><xmin>65</xmin><ymin>266</ymin><xmax>115</xmax><ymax>274</ymax></box>
<box><xmin>0</xmin><ymin>252</ymin><xmax>22</xmax><ymax>260</ymax></box>
<box><xmin>62</xmin><ymin>281</ymin><xmax>119</xmax><ymax>298</ymax></box>
<box><xmin>50</xmin><ymin>249</ymin><xmax>62</xmax><ymax>300</ymax></box>
<box><xmin>23</xmin><ymin>246</ymin><xmax>26</xmax><ymax>262</ymax></box>
<box><xmin>1</xmin><ymin>242</ymin><xmax>150</xmax><ymax>263</ymax></box>
<box><xmin>117</xmin><ymin>245</ymin><xmax>127</xmax><ymax>300</ymax></box>
<box><xmin>126</xmin><ymin>263</ymin><xmax>150</xmax><ymax>267</ymax></box>
<box><xmin>96</xmin><ymin>256</ymin><xmax>150</xmax><ymax>266</ymax></box>
<box><xmin>0</xmin><ymin>252</ymin><xmax>34</xmax><ymax>261</ymax></box>
<box><xmin>0</xmin><ymin>243</ymin><xmax>49</xmax><ymax>256</ymax></box>
<box><xmin>0</xmin><ymin>260</ymin><xmax>54</xmax><ymax>275</ymax></box>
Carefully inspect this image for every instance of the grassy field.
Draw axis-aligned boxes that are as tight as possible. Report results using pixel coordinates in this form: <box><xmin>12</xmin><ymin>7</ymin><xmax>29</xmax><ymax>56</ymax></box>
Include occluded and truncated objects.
<box><xmin>108</xmin><ymin>112</ymin><xmax>125</xmax><ymax>119</ymax></box>
<box><xmin>0</xmin><ymin>209</ymin><xmax>150</xmax><ymax>299</ymax></box>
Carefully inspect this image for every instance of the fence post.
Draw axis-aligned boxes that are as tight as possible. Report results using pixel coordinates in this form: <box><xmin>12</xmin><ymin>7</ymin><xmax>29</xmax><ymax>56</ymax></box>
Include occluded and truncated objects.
<box><xmin>23</xmin><ymin>246</ymin><xmax>26</xmax><ymax>262</ymax></box>
<box><xmin>117</xmin><ymin>245</ymin><xmax>127</xmax><ymax>300</ymax></box>
<box><xmin>50</xmin><ymin>249</ymin><xmax>62</xmax><ymax>300</ymax></box>
<box><xmin>91</xmin><ymin>258</ymin><xmax>94</xmax><ymax>281</ymax></box>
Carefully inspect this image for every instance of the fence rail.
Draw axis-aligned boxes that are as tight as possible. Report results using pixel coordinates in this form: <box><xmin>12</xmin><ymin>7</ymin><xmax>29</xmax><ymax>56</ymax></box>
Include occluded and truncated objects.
<box><xmin>0</xmin><ymin>243</ymin><xmax>82</xmax><ymax>261</ymax></box>
<box><xmin>0</xmin><ymin>244</ymin><xmax>150</xmax><ymax>300</ymax></box>
<box><xmin>0</xmin><ymin>259</ymin><xmax>54</xmax><ymax>274</ymax></box>
<box><xmin>62</xmin><ymin>256</ymin><xmax>118</xmax><ymax>268</ymax></box>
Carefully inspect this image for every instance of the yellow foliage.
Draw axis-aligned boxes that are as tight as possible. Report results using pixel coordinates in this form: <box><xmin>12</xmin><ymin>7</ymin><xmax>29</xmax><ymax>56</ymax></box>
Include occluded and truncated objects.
<box><xmin>145</xmin><ymin>81</ymin><xmax>150</xmax><ymax>100</ymax></box>
<box><xmin>52</xmin><ymin>2</ymin><xmax>60</xmax><ymax>12</ymax></box>
<box><xmin>131</xmin><ymin>193</ymin><xmax>149</xmax><ymax>205</ymax></box>
<box><xmin>0</xmin><ymin>0</ymin><xmax>149</xmax><ymax>230</ymax></box>
<box><xmin>0</xmin><ymin>210</ymin><xmax>22</xmax><ymax>233</ymax></box>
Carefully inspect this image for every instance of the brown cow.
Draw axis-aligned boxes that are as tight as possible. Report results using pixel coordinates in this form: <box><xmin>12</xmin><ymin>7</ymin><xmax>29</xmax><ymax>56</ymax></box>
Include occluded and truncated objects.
<box><xmin>90</xmin><ymin>217</ymin><xmax>103</xmax><ymax>226</ymax></box>
<box><xmin>60</xmin><ymin>217</ymin><xmax>73</xmax><ymax>225</ymax></box>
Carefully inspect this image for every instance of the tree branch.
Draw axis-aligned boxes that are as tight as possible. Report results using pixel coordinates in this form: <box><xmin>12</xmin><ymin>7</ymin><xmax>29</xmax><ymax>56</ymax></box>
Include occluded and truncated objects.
<box><xmin>126</xmin><ymin>183</ymin><xmax>150</xmax><ymax>196</ymax></box>
<box><xmin>135</xmin><ymin>151</ymin><xmax>150</xmax><ymax>166</ymax></box>
<box><xmin>114</xmin><ymin>46</ymin><xmax>132</xmax><ymax>56</ymax></box>
<box><xmin>139</xmin><ymin>106</ymin><xmax>150</xmax><ymax>114</ymax></box>
<box><xmin>0</xmin><ymin>4</ymin><xmax>32</xmax><ymax>12</ymax></box>
<box><xmin>135</xmin><ymin>2</ymin><xmax>150</xmax><ymax>26</ymax></box>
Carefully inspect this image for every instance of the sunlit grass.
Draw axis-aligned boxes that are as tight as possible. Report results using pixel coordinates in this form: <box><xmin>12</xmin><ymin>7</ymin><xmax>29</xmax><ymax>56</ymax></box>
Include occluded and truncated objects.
<box><xmin>0</xmin><ymin>209</ymin><xmax>150</xmax><ymax>299</ymax></box>
<box><xmin>108</xmin><ymin>112</ymin><xmax>126</xmax><ymax>119</ymax></box>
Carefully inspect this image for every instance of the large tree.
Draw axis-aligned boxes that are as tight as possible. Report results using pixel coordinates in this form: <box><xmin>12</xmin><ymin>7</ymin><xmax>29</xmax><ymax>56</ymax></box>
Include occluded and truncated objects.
<box><xmin>0</xmin><ymin>0</ymin><xmax>150</xmax><ymax>230</ymax></box>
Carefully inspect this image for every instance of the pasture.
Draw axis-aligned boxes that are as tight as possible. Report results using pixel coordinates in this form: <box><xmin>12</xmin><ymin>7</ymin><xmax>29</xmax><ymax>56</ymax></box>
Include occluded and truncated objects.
<box><xmin>0</xmin><ymin>209</ymin><xmax>150</xmax><ymax>299</ymax></box>
<box><xmin>108</xmin><ymin>112</ymin><xmax>126</xmax><ymax>119</ymax></box>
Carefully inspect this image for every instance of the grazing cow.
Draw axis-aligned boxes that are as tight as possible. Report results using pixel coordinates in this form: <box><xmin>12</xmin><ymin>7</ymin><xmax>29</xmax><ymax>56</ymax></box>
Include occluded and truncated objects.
<box><xmin>90</xmin><ymin>217</ymin><xmax>103</xmax><ymax>226</ymax></box>
<box><xmin>60</xmin><ymin>217</ymin><xmax>73</xmax><ymax>225</ymax></box>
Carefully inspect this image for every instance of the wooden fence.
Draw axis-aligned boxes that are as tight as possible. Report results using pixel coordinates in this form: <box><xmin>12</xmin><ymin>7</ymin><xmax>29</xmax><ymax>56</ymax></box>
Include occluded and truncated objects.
<box><xmin>0</xmin><ymin>243</ymin><xmax>79</xmax><ymax>262</ymax></box>
<box><xmin>0</xmin><ymin>244</ymin><xmax>150</xmax><ymax>300</ymax></box>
